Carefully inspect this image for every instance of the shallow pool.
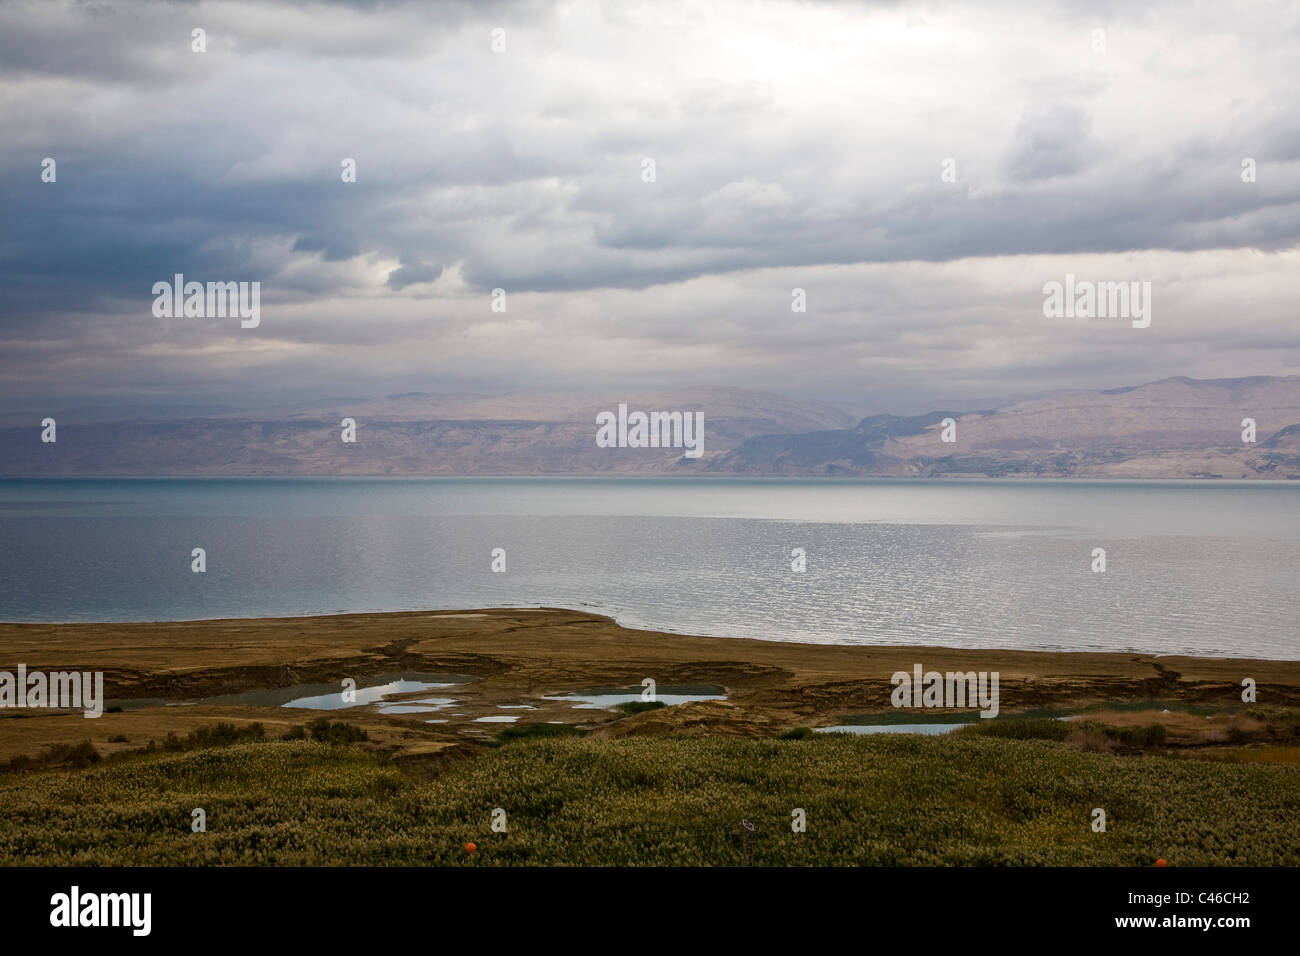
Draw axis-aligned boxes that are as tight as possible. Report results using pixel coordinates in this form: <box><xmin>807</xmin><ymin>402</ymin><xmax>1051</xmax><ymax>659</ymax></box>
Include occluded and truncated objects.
<box><xmin>815</xmin><ymin>723</ymin><xmax>967</xmax><ymax>735</ymax></box>
<box><xmin>542</xmin><ymin>686</ymin><xmax>725</xmax><ymax>710</ymax></box>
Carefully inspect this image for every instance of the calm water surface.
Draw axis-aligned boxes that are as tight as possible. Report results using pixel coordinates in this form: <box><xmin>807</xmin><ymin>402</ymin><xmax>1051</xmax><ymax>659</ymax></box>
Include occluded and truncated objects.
<box><xmin>0</xmin><ymin>477</ymin><xmax>1295</xmax><ymax>659</ymax></box>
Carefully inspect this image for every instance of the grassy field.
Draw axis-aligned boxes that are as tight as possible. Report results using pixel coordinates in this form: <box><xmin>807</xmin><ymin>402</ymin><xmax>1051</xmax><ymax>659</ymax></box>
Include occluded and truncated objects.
<box><xmin>2</xmin><ymin>731</ymin><xmax>1297</xmax><ymax>866</ymax></box>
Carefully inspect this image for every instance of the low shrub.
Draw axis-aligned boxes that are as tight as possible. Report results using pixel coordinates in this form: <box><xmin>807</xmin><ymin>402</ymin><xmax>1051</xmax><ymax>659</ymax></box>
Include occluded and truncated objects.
<box><xmin>495</xmin><ymin>722</ymin><xmax>586</xmax><ymax>745</ymax></box>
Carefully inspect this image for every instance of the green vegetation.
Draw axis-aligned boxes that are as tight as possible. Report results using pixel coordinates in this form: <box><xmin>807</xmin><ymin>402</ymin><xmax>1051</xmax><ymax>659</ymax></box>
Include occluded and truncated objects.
<box><xmin>957</xmin><ymin>718</ymin><xmax>1167</xmax><ymax>749</ymax></box>
<box><xmin>1208</xmin><ymin>746</ymin><xmax>1300</xmax><ymax>766</ymax></box>
<box><xmin>282</xmin><ymin>719</ymin><xmax>368</xmax><ymax>744</ymax></box>
<box><xmin>153</xmin><ymin>722</ymin><xmax>266</xmax><ymax>752</ymax></box>
<box><xmin>616</xmin><ymin>700</ymin><xmax>666</xmax><ymax>715</ymax></box>
<box><xmin>3</xmin><ymin>740</ymin><xmax>101</xmax><ymax>774</ymax></box>
<box><xmin>2</xmin><ymin>721</ymin><xmax>274</xmax><ymax>775</ymax></box>
<box><xmin>1</xmin><ymin>734</ymin><xmax>1296</xmax><ymax>866</ymax></box>
<box><xmin>955</xmin><ymin>717</ymin><xmax>1071</xmax><ymax>741</ymax></box>
<box><xmin>305</xmin><ymin>718</ymin><xmax>367</xmax><ymax>745</ymax></box>
<box><xmin>494</xmin><ymin>722</ymin><xmax>586</xmax><ymax>744</ymax></box>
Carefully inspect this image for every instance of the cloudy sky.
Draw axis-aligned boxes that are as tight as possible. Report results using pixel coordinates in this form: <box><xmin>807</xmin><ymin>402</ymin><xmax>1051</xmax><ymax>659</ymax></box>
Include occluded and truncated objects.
<box><xmin>2</xmin><ymin>0</ymin><xmax>1297</xmax><ymax>415</ymax></box>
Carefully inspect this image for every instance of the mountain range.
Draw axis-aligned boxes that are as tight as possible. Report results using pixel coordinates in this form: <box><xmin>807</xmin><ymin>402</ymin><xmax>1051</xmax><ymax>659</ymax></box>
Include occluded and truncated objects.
<box><xmin>4</xmin><ymin>376</ymin><xmax>1298</xmax><ymax>479</ymax></box>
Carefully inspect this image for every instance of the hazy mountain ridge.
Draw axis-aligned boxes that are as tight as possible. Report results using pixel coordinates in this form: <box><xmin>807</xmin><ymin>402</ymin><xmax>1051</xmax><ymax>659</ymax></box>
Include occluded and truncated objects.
<box><xmin>3</xmin><ymin>377</ymin><xmax>1297</xmax><ymax>478</ymax></box>
<box><xmin>2</xmin><ymin>388</ymin><xmax>855</xmax><ymax>476</ymax></box>
<box><xmin>708</xmin><ymin>376</ymin><xmax>1300</xmax><ymax>478</ymax></box>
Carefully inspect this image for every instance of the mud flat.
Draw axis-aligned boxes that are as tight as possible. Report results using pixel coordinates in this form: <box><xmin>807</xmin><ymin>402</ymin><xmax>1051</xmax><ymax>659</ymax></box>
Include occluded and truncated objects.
<box><xmin>1</xmin><ymin>607</ymin><xmax>1297</xmax><ymax>764</ymax></box>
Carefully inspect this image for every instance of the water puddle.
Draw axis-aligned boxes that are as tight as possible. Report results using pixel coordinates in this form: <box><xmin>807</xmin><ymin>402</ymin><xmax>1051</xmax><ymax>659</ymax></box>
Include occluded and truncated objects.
<box><xmin>542</xmin><ymin>685</ymin><xmax>725</xmax><ymax>710</ymax></box>
<box><xmin>376</xmin><ymin>697</ymin><xmax>457</xmax><ymax>715</ymax></box>
<box><xmin>816</xmin><ymin>723</ymin><xmax>966</xmax><ymax>735</ymax></box>
<box><xmin>474</xmin><ymin>715</ymin><xmax>519</xmax><ymax>723</ymax></box>
<box><xmin>280</xmin><ymin>677</ymin><xmax>467</xmax><ymax>711</ymax></box>
<box><xmin>159</xmin><ymin>672</ymin><xmax>476</xmax><ymax>710</ymax></box>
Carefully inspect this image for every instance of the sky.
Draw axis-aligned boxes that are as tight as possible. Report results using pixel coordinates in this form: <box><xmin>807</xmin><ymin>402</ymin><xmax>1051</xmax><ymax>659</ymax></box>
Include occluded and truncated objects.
<box><xmin>1</xmin><ymin>0</ymin><xmax>1297</xmax><ymax>416</ymax></box>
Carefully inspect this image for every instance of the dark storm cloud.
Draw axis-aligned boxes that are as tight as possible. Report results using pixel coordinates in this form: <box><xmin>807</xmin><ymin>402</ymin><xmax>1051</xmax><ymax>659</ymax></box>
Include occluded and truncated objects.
<box><xmin>0</xmin><ymin>0</ymin><xmax>1296</xmax><ymax>407</ymax></box>
<box><xmin>386</xmin><ymin>257</ymin><xmax>443</xmax><ymax>290</ymax></box>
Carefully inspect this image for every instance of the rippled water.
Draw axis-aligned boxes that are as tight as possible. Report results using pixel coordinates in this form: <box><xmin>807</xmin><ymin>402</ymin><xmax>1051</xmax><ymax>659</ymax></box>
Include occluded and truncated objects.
<box><xmin>0</xmin><ymin>477</ymin><xmax>1296</xmax><ymax>659</ymax></box>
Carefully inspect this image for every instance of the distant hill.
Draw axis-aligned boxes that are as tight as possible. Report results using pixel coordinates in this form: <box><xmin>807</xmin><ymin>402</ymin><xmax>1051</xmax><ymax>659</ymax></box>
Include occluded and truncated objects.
<box><xmin>706</xmin><ymin>376</ymin><xmax>1300</xmax><ymax>479</ymax></box>
<box><xmin>2</xmin><ymin>376</ymin><xmax>1296</xmax><ymax>478</ymax></box>
<box><xmin>0</xmin><ymin>387</ymin><xmax>855</xmax><ymax>476</ymax></box>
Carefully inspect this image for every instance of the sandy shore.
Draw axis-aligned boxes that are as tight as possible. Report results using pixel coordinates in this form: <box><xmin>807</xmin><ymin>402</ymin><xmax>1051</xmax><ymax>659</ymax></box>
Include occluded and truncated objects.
<box><xmin>2</xmin><ymin>607</ymin><xmax>1297</xmax><ymax>763</ymax></box>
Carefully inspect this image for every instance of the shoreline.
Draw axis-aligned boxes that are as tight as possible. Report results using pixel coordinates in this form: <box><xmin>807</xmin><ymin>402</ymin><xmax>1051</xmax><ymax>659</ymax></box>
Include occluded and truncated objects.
<box><xmin>2</xmin><ymin>607</ymin><xmax>1297</xmax><ymax>765</ymax></box>
<box><xmin>4</xmin><ymin>604</ymin><xmax>1296</xmax><ymax>664</ymax></box>
<box><xmin>4</xmin><ymin>604</ymin><xmax>1298</xmax><ymax>670</ymax></box>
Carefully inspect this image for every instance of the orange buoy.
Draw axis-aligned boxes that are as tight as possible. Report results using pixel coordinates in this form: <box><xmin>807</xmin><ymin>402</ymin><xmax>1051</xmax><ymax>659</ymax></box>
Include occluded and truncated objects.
<box><xmin>465</xmin><ymin>842</ymin><xmax>477</xmax><ymax>854</ymax></box>
<box><xmin>1155</xmin><ymin>858</ymin><xmax>1167</xmax><ymax>867</ymax></box>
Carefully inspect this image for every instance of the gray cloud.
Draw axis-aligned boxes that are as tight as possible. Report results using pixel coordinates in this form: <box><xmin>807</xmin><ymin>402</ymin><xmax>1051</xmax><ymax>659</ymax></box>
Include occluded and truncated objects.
<box><xmin>0</xmin><ymin>0</ymin><xmax>1297</xmax><ymax>410</ymax></box>
<box><xmin>1003</xmin><ymin>104</ymin><xmax>1095</xmax><ymax>182</ymax></box>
